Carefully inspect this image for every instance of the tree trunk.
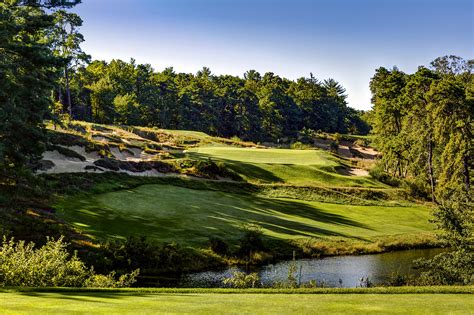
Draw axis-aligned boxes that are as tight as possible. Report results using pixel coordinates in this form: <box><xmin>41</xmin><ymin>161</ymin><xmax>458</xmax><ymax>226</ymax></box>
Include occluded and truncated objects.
<box><xmin>65</xmin><ymin>66</ymin><xmax>72</xmax><ymax>117</ymax></box>
<box><xmin>463</xmin><ymin>155</ymin><xmax>471</xmax><ymax>194</ymax></box>
<box><xmin>427</xmin><ymin>136</ymin><xmax>436</xmax><ymax>203</ymax></box>
<box><xmin>57</xmin><ymin>85</ymin><xmax>63</xmax><ymax>111</ymax></box>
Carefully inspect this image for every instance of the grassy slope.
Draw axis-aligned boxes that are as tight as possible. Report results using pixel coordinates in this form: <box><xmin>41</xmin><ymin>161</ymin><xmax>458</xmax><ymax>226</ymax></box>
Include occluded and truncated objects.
<box><xmin>188</xmin><ymin>146</ymin><xmax>384</xmax><ymax>187</ymax></box>
<box><xmin>57</xmin><ymin>184</ymin><xmax>434</xmax><ymax>245</ymax></box>
<box><xmin>2</xmin><ymin>287</ymin><xmax>473</xmax><ymax>314</ymax></box>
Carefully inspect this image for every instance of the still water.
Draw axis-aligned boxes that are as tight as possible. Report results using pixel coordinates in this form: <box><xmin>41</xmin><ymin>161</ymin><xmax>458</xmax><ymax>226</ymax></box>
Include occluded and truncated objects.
<box><xmin>180</xmin><ymin>248</ymin><xmax>445</xmax><ymax>288</ymax></box>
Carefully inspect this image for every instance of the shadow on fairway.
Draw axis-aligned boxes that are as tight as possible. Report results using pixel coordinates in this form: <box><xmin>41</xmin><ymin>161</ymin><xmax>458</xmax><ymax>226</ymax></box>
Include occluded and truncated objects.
<box><xmin>60</xmin><ymin>183</ymin><xmax>373</xmax><ymax>245</ymax></box>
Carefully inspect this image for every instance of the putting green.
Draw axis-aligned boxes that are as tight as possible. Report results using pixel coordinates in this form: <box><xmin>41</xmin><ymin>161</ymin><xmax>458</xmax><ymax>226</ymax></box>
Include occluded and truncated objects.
<box><xmin>57</xmin><ymin>184</ymin><xmax>434</xmax><ymax>244</ymax></box>
<box><xmin>189</xmin><ymin>146</ymin><xmax>339</xmax><ymax>165</ymax></box>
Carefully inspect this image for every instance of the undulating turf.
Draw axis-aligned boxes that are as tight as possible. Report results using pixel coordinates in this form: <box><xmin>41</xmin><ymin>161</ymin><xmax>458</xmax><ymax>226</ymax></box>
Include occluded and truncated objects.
<box><xmin>188</xmin><ymin>146</ymin><xmax>384</xmax><ymax>187</ymax></box>
<box><xmin>57</xmin><ymin>184</ymin><xmax>434</xmax><ymax>245</ymax></box>
<box><xmin>2</xmin><ymin>288</ymin><xmax>472</xmax><ymax>314</ymax></box>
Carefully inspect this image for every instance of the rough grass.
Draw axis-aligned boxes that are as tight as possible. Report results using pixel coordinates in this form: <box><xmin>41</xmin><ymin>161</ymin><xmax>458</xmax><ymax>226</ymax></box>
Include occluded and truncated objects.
<box><xmin>1</xmin><ymin>287</ymin><xmax>472</xmax><ymax>314</ymax></box>
<box><xmin>56</xmin><ymin>184</ymin><xmax>435</xmax><ymax>247</ymax></box>
<box><xmin>188</xmin><ymin>146</ymin><xmax>384</xmax><ymax>187</ymax></box>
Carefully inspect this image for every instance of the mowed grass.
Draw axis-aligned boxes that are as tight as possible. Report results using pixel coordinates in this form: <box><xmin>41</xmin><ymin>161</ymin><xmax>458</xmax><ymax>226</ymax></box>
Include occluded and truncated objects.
<box><xmin>57</xmin><ymin>184</ymin><xmax>434</xmax><ymax>245</ymax></box>
<box><xmin>188</xmin><ymin>146</ymin><xmax>384</xmax><ymax>187</ymax></box>
<box><xmin>2</xmin><ymin>289</ymin><xmax>473</xmax><ymax>314</ymax></box>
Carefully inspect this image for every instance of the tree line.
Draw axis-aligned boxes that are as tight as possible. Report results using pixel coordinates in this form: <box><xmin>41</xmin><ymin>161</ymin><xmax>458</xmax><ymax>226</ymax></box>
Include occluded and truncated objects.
<box><xmin>370</xmin><ymin>55</ymin><xmax>473</xmax><ymax>284</ymax></box>
<box><xmin>370</xmin><ymin>55</ymin><xmax>472</xmax><ymax>202</ymax></box>
<box><xmin>1</xmin><ymin>0</ymin><xmax>82</xmax><ymax>174</ymax></box>
<box><xmin>59</xmin><ymin>60</ymin><xmax>369</xmax><ymax>142</ymax></box>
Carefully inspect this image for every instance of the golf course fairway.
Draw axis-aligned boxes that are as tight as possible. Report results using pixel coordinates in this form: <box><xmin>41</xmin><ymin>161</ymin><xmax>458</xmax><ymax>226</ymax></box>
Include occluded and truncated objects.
<box><xmin>57</xmin><ymin>184</ymin><xmax>434</xmax><ymax>245</ymax></box>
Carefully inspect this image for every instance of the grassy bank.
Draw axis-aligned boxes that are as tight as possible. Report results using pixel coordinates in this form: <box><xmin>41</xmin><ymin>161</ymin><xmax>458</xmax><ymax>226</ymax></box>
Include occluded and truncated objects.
<box><xmin>2</xmin><ymin>287</ymin><xmax>472</xmax><ymax>314</ymax></box>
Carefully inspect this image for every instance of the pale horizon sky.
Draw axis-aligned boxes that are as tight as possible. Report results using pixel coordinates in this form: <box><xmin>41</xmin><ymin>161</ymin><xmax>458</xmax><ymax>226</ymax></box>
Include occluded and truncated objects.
<box><xmin>73</xmin><ymin>0</ymin><xmax>473</xmax><ymax>110</ymax></box>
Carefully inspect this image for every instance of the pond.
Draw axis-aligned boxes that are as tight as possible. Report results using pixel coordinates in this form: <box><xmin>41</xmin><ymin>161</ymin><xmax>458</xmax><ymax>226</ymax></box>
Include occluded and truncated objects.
<box><xmin>180</xmin><ymin>248</ymin><xmax>446</xmax><ymax>288</ymax></box>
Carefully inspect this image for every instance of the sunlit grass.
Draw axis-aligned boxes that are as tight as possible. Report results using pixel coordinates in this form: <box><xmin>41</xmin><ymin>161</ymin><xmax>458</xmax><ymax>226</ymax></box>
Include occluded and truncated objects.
<box><xmin>2</xmin><ymin>288</ymin><xmax>472</xmax><ymax>315</ymax></box>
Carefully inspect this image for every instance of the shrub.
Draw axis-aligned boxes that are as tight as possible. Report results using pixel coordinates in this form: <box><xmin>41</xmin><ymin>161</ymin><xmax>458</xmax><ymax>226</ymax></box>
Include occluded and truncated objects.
<box><xmin>354</xmin><ymin>138</ymin><xmax>370</xmax><ymax>148</ymax></box>
<box><xmin>369</xmin><ymin>165</ymin><xmax>401</xmax><ymax>187</ymax></box>
<box><xmin>237</xmin><ymin>225</ymin><xmax>265</xmax><ymax>257</ymax></box>
<box><xmin>402</xmin><ymin>178</ymin><xmax>430</xmax><ymax>200</ymax></box>
<box><xmin>0</xmin><ymin>236</ymin><xmax>139</xmax><ymax>288</ymax></box>
<box><xmin>223</xmin><ymin>271</ymin><xmax>260</xmax><ymax>288</ymax></box>
<box><xmin>0</xmin><ymin>236</ymin><xmax>89</xmax><ymax>287</ymax></box>
<box><xmin>208</xmin><ymin>237</ymin><xmax>229</xmax><ymax>256</ymax></box>
<box><xmin>94</xmin><ymin>157</ymin><xmax>121</xmax><ymax>171</ymax></box>
<box><xmin>177</xmin><ymin>159</ymin><xmax>241</xmax><ymax>181</ymax></box>
<box><xmin>84</xmin><ymin>269</ymin><xmax>139</xmax><ymax>288</ymax></box>
<box><xmin>98</xmin><ymin>236</ymin><xmax>191</xmax><ymax>274</ymax></box>
<box><xmin>290</xmin><ymin>142</ymin><xmax>311</xmax><ymax>150</ymax></box>
<box><xmin>231</xmin><ymin>136</ymin><xmax>242</xmax><ymax>142</ymax></box>
<box><xmin>297</xmin><ymin>127</ymin><xmax>316</xmax><ymax>143</ymax></box>
<box><xmin>416</xmin><ymin>249</ymin><xmax>474</xmax><ymax>285</ymax></box>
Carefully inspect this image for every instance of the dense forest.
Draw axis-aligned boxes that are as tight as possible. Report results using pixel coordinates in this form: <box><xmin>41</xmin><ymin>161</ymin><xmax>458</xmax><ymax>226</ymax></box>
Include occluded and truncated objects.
<box><xmin>58</xmin><ymin>62</ymin><xmax>370</xmax><ymax>142</ymax></box>
<box><xmin>370</xmin><ymin>56</ymin><xmax>473</xmax><ymax>282</ymax></box>
<box><xmin>370</xmin><ymin>56</ymin><xmax>473</xmax><ymax>201</ymax></box>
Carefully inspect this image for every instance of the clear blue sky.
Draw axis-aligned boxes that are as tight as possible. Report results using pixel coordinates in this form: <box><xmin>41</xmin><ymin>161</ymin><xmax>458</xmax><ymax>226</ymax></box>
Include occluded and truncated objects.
<box><xmin>72</xmin><ymin>0</ymin><xmax>473</xmax><ymax>110</ymax></box>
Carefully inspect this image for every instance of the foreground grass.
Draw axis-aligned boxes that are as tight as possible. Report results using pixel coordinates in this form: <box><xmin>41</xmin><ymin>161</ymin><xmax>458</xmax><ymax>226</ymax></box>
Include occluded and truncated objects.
<box><xmin>57</xmin><ymin>183</ymin><xmax>434</xmax><ymax>246</ymax></box>
<box><xmin>2</xmin><ymin>287</ymin><xmax>472</xmax><ymax>314</ymax></box>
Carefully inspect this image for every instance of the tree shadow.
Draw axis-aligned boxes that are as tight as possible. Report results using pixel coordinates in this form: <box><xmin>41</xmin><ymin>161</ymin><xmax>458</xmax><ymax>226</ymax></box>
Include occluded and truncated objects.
<box><xmin>64</xmin><ymin>183</ymin><xmax>373</xmax><ymax>245</ymax></box>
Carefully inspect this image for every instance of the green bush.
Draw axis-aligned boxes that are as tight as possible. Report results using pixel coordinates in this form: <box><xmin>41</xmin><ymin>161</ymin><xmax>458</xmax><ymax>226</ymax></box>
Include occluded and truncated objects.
<box><xmin>0</xmin><ymin>237</ymin><xmax>138</xmax><ymax>288</ymax></box>
<box><xmin>369</xmin><ymin>165</ymin><xmax>401</xmax><ymax>187</ymax></box>
<box><xmin>354</xmin><ymin>138</ymin><xmax>370</xmax><ymax>148</ymax></box>
<box><xmin>402</xmin><ymin>178</ymin><xmax>430</xmax><ymax>200</ymax></box>
<box><xmin>237</xmin><ymin>225</ymin><xmax>265</xmax><ymax>257</ymax></box>
<box><xmin>223</xmin><ymin>271</ymin><xmax>260</xmax><ymax>288</ymax></box>
<box><xmin>84</xmin><ymin>269</ymin><xmax>139</xmax><ymax>288</ymax></box>
<box><xmin>416</xmin><ymin>249</ymin><xmax>474</xmax><ymax>285</ymax></box>
<box><xmin>208</xmin><ymin>237</ymin><xmax>229</xmax><ymax>256</ymax></box>
<box><xmin>290</xmin><ymin>142</ymin><xmax>311</xmax><ymax>150</ymax></box>
<box><xmin>98</xmin><ymin>236</ymin><xmax>192</xmax><ymax>274</ymax></box>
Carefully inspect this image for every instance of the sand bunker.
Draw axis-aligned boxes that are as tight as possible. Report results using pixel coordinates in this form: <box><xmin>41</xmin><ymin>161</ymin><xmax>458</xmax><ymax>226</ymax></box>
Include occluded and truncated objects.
<box><xmin>348</xmin><ymin>168</ymin><xmax>370</xmax><ymax>176</ymax></box>
<box><xmin>39</xmin><ymin>145</ymin><xmax>163</xmax><ymax>176</ymax></box>
<box><xmin>39</xmin><ymin>150</ymin><xmax>100</xmax><ymax>173</ymax></box>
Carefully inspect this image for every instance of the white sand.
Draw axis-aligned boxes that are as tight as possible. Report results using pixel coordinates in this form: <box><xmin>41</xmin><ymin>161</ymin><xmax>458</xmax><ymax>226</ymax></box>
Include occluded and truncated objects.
<box><xmin>348</xmin><ymin>168</ymin><xmax>370</xmax><ymax>176</ymax></box>
<box><xmin>39</xmin><ymin>150</ymin><xmax>100</xmax><ymax>173</ymax></box>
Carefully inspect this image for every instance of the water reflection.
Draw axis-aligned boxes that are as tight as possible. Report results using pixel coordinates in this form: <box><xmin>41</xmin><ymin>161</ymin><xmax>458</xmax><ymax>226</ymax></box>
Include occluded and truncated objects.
<box><xmin>181</xmin><ymin>248</ymin><xmax>446</xmax><ymax>288</ymax></box>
